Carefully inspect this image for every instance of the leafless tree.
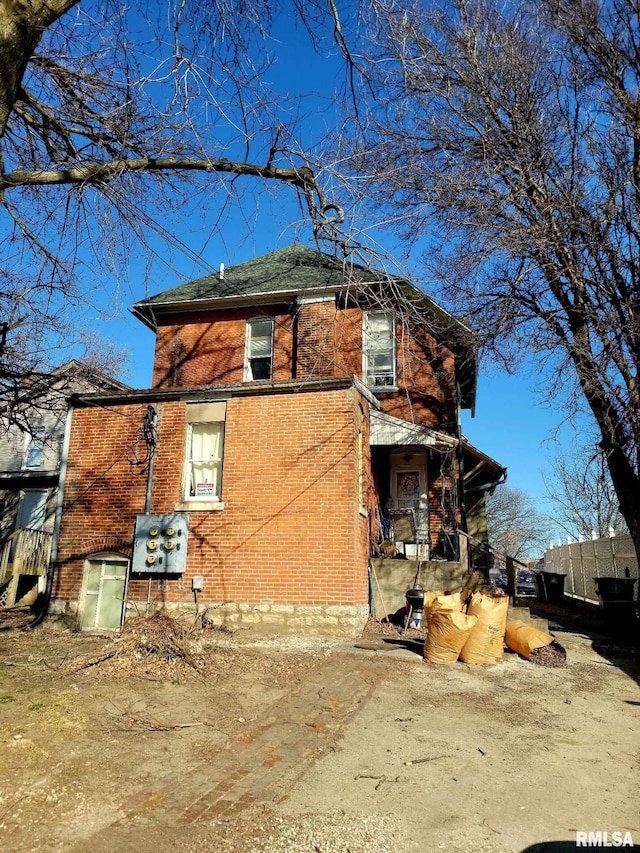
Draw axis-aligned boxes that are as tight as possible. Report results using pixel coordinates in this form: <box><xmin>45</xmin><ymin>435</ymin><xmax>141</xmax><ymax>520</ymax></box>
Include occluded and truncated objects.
<box><xmin>344</xmin><ymin>0</ymin><xmax>640</xmax><ymax>567</ymax></box>
<box><xmin>544</xmin><ymin>440</ymin><xmax>629</xmax><ymax>540</ymax></box>
<box><xmin>0</xmin><ymin>0</ymin><xmax>350</xmax><ymax>418</ymax></box>
<box><xmin>486</xmin><ymin>486</ymin><xmax>552</xmax><ymax>560</ymax></box>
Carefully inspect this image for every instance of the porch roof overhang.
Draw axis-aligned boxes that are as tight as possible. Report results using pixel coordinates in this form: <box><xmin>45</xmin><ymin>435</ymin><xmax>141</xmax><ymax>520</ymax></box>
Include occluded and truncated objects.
<box><xmin>462</xmin><ymin>438</ymin><xmax>507</xmax><ymax>495</ymax></box>
<box><xmin>369</xmin><ymin>410</ymin><xmax>458</xmax><ymax>450</ymax></box>
<box><xmin>0</xmin><ymin>469</ymin><xmax>58</xmax><ymax>487</ymax></box>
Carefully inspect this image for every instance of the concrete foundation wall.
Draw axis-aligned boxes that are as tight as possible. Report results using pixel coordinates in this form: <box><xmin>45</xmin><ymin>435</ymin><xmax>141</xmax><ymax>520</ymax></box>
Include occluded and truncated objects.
<box><xmin>370</xmin><ymin>558</ymin><xmax>474</xmax><ymax>620</ymax></box>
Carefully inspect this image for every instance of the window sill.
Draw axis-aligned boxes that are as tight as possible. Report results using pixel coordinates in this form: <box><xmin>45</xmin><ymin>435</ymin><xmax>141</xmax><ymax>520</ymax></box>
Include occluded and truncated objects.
<box><xmin>174</xmin><ymin>500</ymin><xmax>225</xmax><ymax>512</ymax></box>
<box><xmin>368</xmin><ymin>386</ymin><xmax>398</xmax><ymax>394</ymax></box>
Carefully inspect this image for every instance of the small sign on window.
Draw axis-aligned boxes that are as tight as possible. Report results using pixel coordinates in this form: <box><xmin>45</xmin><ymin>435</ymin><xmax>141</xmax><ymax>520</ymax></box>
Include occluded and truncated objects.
<box><xmin>195</xmin><ymin>482</ymin><xmax>215</xmax><ymax>497</ymax></box>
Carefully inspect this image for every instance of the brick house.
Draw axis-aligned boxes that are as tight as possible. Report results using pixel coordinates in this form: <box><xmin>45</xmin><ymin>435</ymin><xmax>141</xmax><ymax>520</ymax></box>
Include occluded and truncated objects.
<box><xmin>50</xmin><ymin>245</ymin><xmax>505</xmax><ymax>635</ymax></box>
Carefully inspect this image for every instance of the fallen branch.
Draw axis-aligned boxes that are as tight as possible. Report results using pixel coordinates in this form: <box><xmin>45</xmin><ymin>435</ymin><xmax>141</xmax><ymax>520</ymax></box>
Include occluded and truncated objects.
<box><xmin>354</xmin><ymin>773</ymin><xmax>400</xmax><ymax>790</ymax></box>
<box><xmin>126</xmin><ymin>719</ymin><xmax>204</xmax><ymax>733</ymax></box>
<box><xmin>404</xmin><ymin>755</ymin><xmax>450</xmax><ymax>766</ymax></box>
<box><xmin>41</xmin><ymin>652</ymin><xmax>74</xmax><ymax>671</ymax></box>
<box><xmin>72</xmin><ymin>651</ymin><xmax>118</xmax><ymax>671</ymax></box>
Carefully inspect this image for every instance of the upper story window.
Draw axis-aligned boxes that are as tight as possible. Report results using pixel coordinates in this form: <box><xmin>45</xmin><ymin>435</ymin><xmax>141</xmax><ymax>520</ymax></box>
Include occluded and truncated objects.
<box><xmin>23</xmin><ymin>427</ymin><xmax>46</xmax><ymax>469</ymax></box>
<box><xmin>244</xmin><ymin>317</ymin><xmax>274</xmax><ymax>381</ymax></box>
<box><xmin>363</xmin><ymin>311</ymin><xmax>396</xmax><ymax>388</ymax></box>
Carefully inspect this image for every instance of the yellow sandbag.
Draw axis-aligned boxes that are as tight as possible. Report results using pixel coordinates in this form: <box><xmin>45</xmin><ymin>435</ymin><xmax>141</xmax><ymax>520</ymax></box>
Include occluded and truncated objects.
<box><xmin>425</xmin><ymin>591</ymin><xmax>464</xmax><ymax>617</ymax></box>
<box><xmin>505</xmin><ymin>620</ymin><xmax>555</xmax><ymax>659</ymax></box>
<box><xmin>422</xmin><ymin>589</ymin><xmax>445</xmax><ymax>613</ymax></box>
<box><xmin>459</xmin><ymin>592</ymin><xmax>509</xmax><ymax>664</ymax></box>
<box><xmin>424</xmin><ymin>610</ymin><xmax>478</xmax><ymax>664</ymax></box>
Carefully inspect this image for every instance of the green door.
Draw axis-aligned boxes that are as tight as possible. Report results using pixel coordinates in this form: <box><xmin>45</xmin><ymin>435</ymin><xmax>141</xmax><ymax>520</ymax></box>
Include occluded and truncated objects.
<box><xmin>81</xmin><ymin>557</ymin><xmax>127</xmax><ymax>631</ymax></box>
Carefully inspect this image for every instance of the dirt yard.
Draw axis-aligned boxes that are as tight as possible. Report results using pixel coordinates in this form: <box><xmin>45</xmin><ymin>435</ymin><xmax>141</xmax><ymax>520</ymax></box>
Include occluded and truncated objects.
<box><xmin>0</xmin><ymin>613</ymin><xmax>638</xmax><ymax>853</ymax></box>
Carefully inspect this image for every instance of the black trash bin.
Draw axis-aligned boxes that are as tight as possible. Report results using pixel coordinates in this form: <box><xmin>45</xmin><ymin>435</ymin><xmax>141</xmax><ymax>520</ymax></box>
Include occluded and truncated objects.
<box><xmin>533</xmin><ymin>572</ymin><xmax>546</xmax><ymax>602</ymax></box>
<box><xmin>593</xmin><ymin>577</ymin><xmax>639</xmax><ymax>644</ymax></box>
<box><xmin>593</xmin><ymin>577</ymin><xmax>637</xmax><ymax>602</ymax></box>
<box><xmin>540</xmin><ymin>572</ymin><xmax>566</xmax><ymax>604</ymax></box>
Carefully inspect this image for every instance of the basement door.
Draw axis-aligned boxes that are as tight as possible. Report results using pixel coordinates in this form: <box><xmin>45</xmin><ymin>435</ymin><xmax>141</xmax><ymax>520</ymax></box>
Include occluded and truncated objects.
<box><xmin>81</xmin><ymin>556</ymin><xmax>127</xmax><ymax>631</ymax></box>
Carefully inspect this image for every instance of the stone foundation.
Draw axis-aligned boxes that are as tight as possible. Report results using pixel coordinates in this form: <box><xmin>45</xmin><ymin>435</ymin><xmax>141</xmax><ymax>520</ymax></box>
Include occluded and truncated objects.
<box><xmin>47</xmin><ymin>598</ymin><xmax>370</xmax><ymax>638</ymax></box>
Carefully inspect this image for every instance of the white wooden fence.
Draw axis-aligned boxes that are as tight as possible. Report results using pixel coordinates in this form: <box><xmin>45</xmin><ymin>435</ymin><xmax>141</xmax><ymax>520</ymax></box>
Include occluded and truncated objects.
<box><xmin>544</xmin><ymin>534</ymin><xmax>638</xmax><ymax>604</ymax></box>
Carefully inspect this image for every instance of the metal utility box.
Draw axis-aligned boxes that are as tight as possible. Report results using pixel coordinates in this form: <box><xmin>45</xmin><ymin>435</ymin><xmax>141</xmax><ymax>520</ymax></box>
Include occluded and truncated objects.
<box><xmin>131</xmin><ymin>514</ymin><xmax>189</xmax><ymax>575</ymax></box>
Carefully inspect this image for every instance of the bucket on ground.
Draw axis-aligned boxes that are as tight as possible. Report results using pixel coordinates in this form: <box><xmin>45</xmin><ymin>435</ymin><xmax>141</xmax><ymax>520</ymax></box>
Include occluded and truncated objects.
<box><xmin>406</xmin><ymin>587</ymin><xmax>425</xmax><ymax>629</ymax></box>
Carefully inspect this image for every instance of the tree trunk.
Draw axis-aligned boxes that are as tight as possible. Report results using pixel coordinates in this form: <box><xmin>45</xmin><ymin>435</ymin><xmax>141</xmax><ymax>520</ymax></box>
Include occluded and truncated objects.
<box><xmin>0</xmin><ymin>0</ymin><xmax>79</xmax><ymax>139</ymax></box>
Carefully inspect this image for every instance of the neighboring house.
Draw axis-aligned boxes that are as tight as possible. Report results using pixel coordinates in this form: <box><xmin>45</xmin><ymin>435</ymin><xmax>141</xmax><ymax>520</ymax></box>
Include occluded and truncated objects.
<box><xmin>0</xmin><ymin>361</ymin><xmax>130</xmax><ymax>608</ymax></box>
<box><xmin>51</xmin><ymin>245</ymin><xmax>505</xmax><ymax>635</ymax></box>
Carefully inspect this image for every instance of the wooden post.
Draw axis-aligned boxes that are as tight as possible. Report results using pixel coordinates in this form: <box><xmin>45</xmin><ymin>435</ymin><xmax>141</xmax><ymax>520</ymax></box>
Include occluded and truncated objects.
<box><xmin>506</xmin><ymin>555</ymin><xmax>516</xmax><ymax>605</ymax></box>
<box><xmin>5</xmin><ymin>530</ymin><xmax>25</xmax><ymax>607</ymax></box>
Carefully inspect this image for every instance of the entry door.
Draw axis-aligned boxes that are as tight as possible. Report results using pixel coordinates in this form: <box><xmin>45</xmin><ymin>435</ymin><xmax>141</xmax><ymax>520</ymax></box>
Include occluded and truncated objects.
<box><xmin>390</xmin><ymin>451</ymin><xmax>427</xmax><ymax>510</ymax></box>
<box><xmin>81</xmin><ymin>557</ymin><xmax>127</xmax><ymax>631</ymax></box>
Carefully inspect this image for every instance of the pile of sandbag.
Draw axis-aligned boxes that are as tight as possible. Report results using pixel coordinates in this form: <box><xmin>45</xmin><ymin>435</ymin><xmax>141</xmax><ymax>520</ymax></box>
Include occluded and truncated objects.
<box><xmin>424</xmin><ymin>590</ymin><xmax>508</xmax><ymax>664</ymax></box>
<box><xmin>504</xmin><ymin>620</ymin><xmax>566</xmax><ymax>666</ymax></box>
<box><xmin>423</xmin><ymin>590</ymin><xmax>508</xmax><ymax>665</ymax></box>
<box><xmin>423</xmin><ymin>589</ymin><xmax>565</xmax><ymax>666</ymax></box>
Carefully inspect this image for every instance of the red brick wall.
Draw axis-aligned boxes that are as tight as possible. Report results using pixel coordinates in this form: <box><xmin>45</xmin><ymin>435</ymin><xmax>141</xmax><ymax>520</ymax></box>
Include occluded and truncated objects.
<box><xmin>426</xmin><ymin>447</ymin><xmax>461</xmax><ymax>552</ymax></box>
<box><xmin>151</xmin><ymin>304</ymin><xmax>457</xmax><ymax>429</ymax></box>
<box><xmin>54</xmin><ymin>388</ymin><xmax>370</xmax><ymax>611</ymax></box>
<box><xmin>52</xmin><ymin>403</ymin><xmax>148</xmax><ymax>601</ymax></box>
<box><xmin>152</xmin><ymin>307</ymin><xmax>293</xmax><ymax>388</ymax></box>
<box><xmin>296</xmin><ymin>301</ymin><xmax>337</xmax><ymax>378</ymax></box>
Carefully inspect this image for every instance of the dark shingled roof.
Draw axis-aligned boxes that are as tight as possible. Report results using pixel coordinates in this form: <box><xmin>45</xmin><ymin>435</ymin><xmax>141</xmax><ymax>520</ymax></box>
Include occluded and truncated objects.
<box><xmin>135</xmin><ymin>244</ymin><xmax>378</xmax><ymax>307</ymax></box>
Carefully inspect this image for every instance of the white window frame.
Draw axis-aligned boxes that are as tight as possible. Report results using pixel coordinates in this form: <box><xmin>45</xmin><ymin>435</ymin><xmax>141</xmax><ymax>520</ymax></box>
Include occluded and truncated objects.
<box><xmin>363</xmin><ymin>311</ymin><xmax>397</xmax><ymax>389</ymax></box>
<box><xmin>244</xmin><ymin>316</ymin><xmax>274</xmax><ymax>381</ymax></box>
<box><xmin>184</xmin><ymin>421</ymin><xmax>225</xmax><ymax>502</ymax></box>
<box><xmin>23</xmin><ymin>426</ymin><xmax>46</xmax><ymax>469</ymax></box>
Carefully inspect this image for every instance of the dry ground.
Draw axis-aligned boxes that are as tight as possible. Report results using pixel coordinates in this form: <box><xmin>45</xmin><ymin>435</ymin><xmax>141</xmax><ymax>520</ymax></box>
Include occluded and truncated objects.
<box><xmin>0</xmin><ymin>614</ymin><xmax>639</xmax><ymax>853</ymax></box>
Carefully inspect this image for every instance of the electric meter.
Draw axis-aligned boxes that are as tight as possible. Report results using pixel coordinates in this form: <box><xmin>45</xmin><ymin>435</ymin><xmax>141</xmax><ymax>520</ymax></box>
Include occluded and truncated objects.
<box><xmin>132</xmin><ymin>514</ymin><xmax>189</xmax><ymax>575</ymax></box>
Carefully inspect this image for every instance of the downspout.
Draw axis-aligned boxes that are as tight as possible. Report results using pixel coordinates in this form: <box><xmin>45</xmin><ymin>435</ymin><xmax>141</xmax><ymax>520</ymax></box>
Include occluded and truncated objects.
<box><xmin>27</xmin><ymin>402</ymin><xmax>74</xmax><ymax>629</ymax></box>
<box><xmin>291</xmin><ymin>305</ymin><xmax>298</xmax><ymax>380</ymax></box>
<box><xmin>455</xmin><ymin>395</ymin><xmax>467</xmax><ymax>554</ymax></box>
<box><xmin>144</xmin><ymin>406</ymin><xmax>158</xmax><ymax>616</ymax></box>
<box><xmin>144</xmin><ymin>405</ymin><xmax>158</xmax><ymax>514</ymax></box>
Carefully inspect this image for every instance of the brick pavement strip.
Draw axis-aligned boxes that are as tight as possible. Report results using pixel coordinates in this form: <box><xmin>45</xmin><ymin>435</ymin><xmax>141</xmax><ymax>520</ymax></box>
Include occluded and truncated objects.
<box><xmin>117</xmin><ymin>652</ymin><xmax>387</xmax><ymax>827</ymax></box>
